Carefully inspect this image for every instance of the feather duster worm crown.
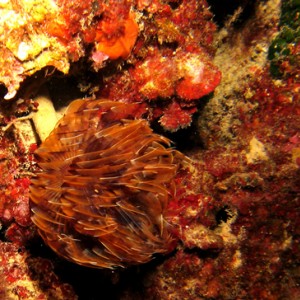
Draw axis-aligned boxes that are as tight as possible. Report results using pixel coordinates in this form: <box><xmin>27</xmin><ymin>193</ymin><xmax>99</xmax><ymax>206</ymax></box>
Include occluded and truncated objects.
<box><xmin>30</xmin><ymin>99</ymin><xmax>184</xmax><ymax>269</ymax></box>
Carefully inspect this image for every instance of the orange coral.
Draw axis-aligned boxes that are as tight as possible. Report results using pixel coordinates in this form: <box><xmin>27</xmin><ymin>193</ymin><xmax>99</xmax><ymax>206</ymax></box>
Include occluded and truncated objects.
<box><xmin>30</xmin><ymin>99</ymin><xmax>183</xmax><ymax>268</ymax></box>
<box><xmin>94</xmin><ymin>13</ymin><xmax>139</xmax><ymax>60</ymax></box>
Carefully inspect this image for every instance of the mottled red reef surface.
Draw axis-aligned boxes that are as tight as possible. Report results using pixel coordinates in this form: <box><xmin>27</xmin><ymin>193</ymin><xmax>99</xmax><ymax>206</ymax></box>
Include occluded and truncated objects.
<box><xmin>0</xmin><ymin>0</ymin><xmax>299</xmax><ymax>299</ymax></box>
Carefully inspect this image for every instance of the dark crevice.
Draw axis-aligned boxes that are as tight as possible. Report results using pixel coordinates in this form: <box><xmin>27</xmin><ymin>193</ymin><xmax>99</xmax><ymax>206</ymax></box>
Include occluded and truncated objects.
<box><xmin>167</xmin><ymin>0</ymin><xmax>183</xmax><ymax>10</ymax></box>
<box><xmin>55</xmin><ymin>251</ymin><xmax>175</xmax><ymax>299</ymax></box>
<box><xmin>215</xmin><ymin>205</ymin><xmax>235</xmax><ymax>224</ymax></box>
<box><xmin>208</xmin><ymin>0</ymin><xmax>257</xmax><ymax>28</ymax></box>
<box><xmin>26</xmin><ymin>234</ymin><xmax>176</xmax><ymax>300</ymax></box>
<box><xmin>184</xmin><ymin>247</ymin><xmax>220</xmax><ymax>259</ymax></box>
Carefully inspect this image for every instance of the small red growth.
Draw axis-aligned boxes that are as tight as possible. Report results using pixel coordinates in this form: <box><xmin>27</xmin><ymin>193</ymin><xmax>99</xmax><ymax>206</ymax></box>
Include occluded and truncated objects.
<box><xmin>159</xmin><ymin>101</ymin><xmax>197</xmax><ymax>131</ymax></box>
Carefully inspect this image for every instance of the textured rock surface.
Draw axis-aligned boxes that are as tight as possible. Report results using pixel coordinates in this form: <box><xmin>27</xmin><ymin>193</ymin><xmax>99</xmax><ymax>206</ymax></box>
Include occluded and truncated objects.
<box><xmin>0</xmin><ymin>1</ymin><xmax>299</xmax><ymax>299</ymax></box>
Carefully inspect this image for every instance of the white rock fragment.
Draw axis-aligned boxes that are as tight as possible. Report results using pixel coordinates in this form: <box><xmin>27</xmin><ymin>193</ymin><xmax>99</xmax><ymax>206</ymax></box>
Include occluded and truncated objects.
<box><xmin>4</xmin><ymin>89</ymin><xmax>17</xmax><ymax>100</ymax></box>
<box><xmin>17</xmin><ymin>41</ymin><xmax>31</xmax><ymax>61</ymax></box>
<box><xmin>246</xmin><ymin>137</ymin><xmax>269</xmax><ymax>164</ymax></box>
<box><xmin>32</xmin><ymin>93</ymin><xmax>58</xmax><ymax>141</ymax></box>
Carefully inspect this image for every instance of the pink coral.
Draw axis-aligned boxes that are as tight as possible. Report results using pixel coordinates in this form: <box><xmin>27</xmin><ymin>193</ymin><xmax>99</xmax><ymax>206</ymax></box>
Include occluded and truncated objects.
<box><xmin>129</xmin><ymin>49</ymin><xmax>221</xmax><ymax>102</ymax></box>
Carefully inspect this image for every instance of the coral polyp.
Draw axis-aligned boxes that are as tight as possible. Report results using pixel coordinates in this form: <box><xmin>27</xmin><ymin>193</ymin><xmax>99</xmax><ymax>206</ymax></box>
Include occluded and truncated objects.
<box><xmin>30</xmin><ymin>99</ymin><xmax>184</xmax><ymax>268</ymax></box>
